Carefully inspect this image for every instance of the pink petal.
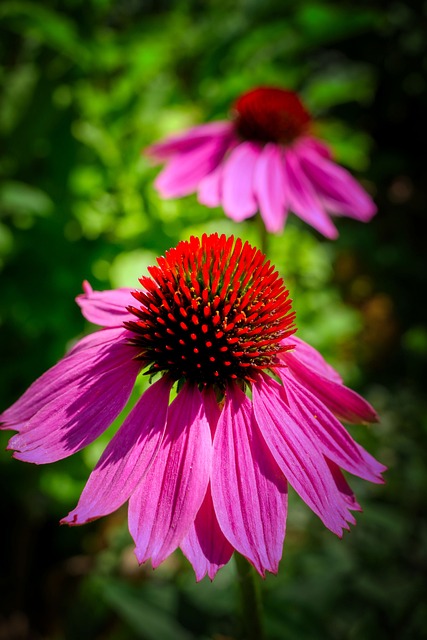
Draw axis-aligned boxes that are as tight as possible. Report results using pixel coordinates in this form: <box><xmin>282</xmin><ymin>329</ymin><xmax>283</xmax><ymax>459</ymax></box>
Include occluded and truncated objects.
<box><xmin>298</xmin><ymin>136</ymin><xmax>333</xmax><ymax>160</ymax></box>
<box><xmin>1</xmin><ymin>328</ymin><xmax>131</xmax><ymax>429</ymax></box>
<box><xmin>7</xmin><ymin>330</ymin><xmax>141</xmax><ymax>464</ymax></box>
<box><xmin>252</xmin><ymin>373</ymin><xmax>354</xmax><ymax>536</ymax></box>
<box><xmin>254</xmin><ymin>143</ymin><xmax>288</xmax><ymax>233</ymax></box>
<box><xmin>180</xmin><ymin>388</ymin><xmax>233</xmax><ymax>581</ymax></box>
<box><xmin>154</xmin><ymin>135</ymin><xmax>231</xmax><ymax>199</ymax></box>
<box><xmin>284</xmin><ymin>148</ymin><xmax>339</xmax><ymax>239</ymax></box>
<box><xmin>62</xmin><ymin>376</ymin><xmax>173</xmax><ymax>525</ymax></box>
<box><xmin>282</xmin><ymin>338</ymin><xmax>379</xmax><ymax>424</ymax></box>
<box><xmin>281</xmin><ymin>335</ymin><xmax>342</xmax><ymax>383</ymax></box>
<box><xmin>278</xmin><ymin>368</ymin><xmax>385</xmax><ymax>482</ymax></box>
<box><xmin>299</xmin><ymin>142</ymin><xmax>376</xmax><ymax>221</ymax></box>
<box><xmin>197</xmin><ymin>163</ymin><xmax>223</xmax><ymax>207</ymax></box>
<box><xmin>129</xmin><ymin>383</ymin><xmax>211</xmax><ymax>568</ymax></box>
<box><xmin>180</xmin><ymin>483</ymin><xmax>234</xmax><ymax>581</ymax></box>
<box><xmin>327</xmin><ymin>460</ymin><xmax>362</xmax><ymax>514</ymax></box>
<box><xmin>77</xmin><ymin>281</ymin><xmax>134</xmax><ymax>327</ymax></box>
<box><xmin>211</xmin><ymin>383</ymin><xmax>287</xmax><ymax>576</ymax></box>
<box><xmin>221</xmin><ymin>142</ymin><xmax>261</xmax><ymax>222</ymax></box>
<box><xmin>146</xmin><ymin>122</ymin><xmax>233</xmax><ymax>160</ymax></box>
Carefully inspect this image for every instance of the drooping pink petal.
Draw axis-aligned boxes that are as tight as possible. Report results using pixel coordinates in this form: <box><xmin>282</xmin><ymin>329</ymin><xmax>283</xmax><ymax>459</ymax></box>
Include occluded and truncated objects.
<box><xmin>7</xmin><ymin>331</ymin><xmax>142</xmax><ymax>464</ymax></box>
<box><xmin>181</xmin><ymin>483</ymin><xmax>234</xmax><ymax>581</ymax></box>
<box><xmin>298</xmin><ymin>141</ymin><xmax>376</xmax><ymax>221</ymax></box>
<box><xmin>76</xmin><ymin>281</ymin><xmax>134</xmax><ymax>327</ymax></box>
<box><xmin>278</xmin><ymin>368</ymin><xmax>385</xmax><ymax>483</ymax></box>
<box><xmin>211</xmin><ymin>383</ymin><xmax>288</xmax><ymax>576</ymax></box>
<box><xmin>327</xmin><ymin>460</ymin><xmax>362</xmax><ymax>514</ymax></box>
<box><xmin>180</xmin><ymin>388</ymin><xmax>233</xmax><ymax>581</ymax></box>
<box><xmin>129</xmin><ymin>383</ymin><xmax>211</xmax><ymax>568</ymax></box>
<box><xmin>299</xmin><ymin>136</ymin><xmax>333</xmax><ymax>160</ymax></box>
<box><xmin>62</xmin><ymin>375</ymin><xmax>173</xmax><ymax>525</ymax></box>
<box><xmin>221</xmin><ymin>142</ymin><xmax>261</xmax><ymax>222</ymax></box>
<box><xmin>197</xmin><ymin>163</ymin><xmax>223</xmax><ymax>208</ymax></box>
<box><xmin>254</xmin><ymin>143</ymin><xmax>288</xmax><ymax>233</ymax></box>
<box><xmin>252</xmin><ymin>372</ymin><xmax>355</xmax><ymax>536</ymax></box>
<box><xmin>281</xmin><ymin>338</ymin><xmax>379</xmax><ymax>424</ymax></box>
<box><xmin>146</xmin><ymin>122</ymin><xmax>233</xmax><ymax>160</ymax></box>
<box><xmin>1</xmin><ymin>328</ymin><xmax>131</xmax><ymax>429</ymax></box>
<box><xmin>281</xmin><ymin>335</ymin><xmax>342</xmax><ymax>383</ymax></box>
<box><xmin>154</xmin><ymin>134</ymin><xmax>231</xmax><ymax>199</ymax></box>
<box><xmin>284</xmin><ymin>147</ymin><xmax>339</xmax><ymax>239</ymax></box>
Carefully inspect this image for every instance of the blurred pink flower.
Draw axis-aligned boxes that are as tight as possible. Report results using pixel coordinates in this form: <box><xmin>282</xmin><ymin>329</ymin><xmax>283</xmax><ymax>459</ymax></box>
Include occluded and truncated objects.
<box><xmin>1</xmin><ymin>234</ymin><xmax>385</xmax><ymax>580</ymax></box>
<box><xmin>147</xmin><ymin>87</ymin><xmax>376</xmax><ymax>238</ymax></box>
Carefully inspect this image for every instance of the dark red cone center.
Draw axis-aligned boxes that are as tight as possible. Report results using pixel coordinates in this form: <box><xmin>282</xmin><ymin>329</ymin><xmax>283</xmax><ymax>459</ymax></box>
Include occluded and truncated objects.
<box><xmin>233</xmin><ymin>86</ymin><xmax>311</xmax><ymax>145</ymax></box>
<box><xmin>125</xmin><ymin>234</ymin><xmax>296</xmax><ymax>388</ymax></box>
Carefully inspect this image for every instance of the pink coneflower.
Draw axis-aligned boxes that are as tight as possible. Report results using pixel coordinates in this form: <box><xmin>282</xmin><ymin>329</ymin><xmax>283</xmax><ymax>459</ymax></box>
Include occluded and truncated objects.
<box><xmin>1</xmin><ymin>234</ymin><xmax>385</xmax><ymax>580</ymax></box>
<box><xmin>147</xmin><ymin>87</ymin><xmax>376</xmax><ymax>239</ymax></box>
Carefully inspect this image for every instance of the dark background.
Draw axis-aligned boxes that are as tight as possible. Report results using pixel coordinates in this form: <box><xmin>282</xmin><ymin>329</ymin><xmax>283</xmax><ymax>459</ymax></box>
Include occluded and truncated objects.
<box><xmin>1</xmin><ymin>1</ymin><xmax>426</xmax><ymax>638</ymax></box>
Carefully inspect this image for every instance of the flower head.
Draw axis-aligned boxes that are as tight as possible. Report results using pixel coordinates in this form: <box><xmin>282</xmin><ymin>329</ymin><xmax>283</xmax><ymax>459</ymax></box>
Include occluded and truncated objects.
<box><xmin>147</xmin><ymin>86</ymin><xmax>376</xmax><ymax>239</ymax></box>
<box><xmin>1</xmin><ymin>234</ymin><xmax>385</xmax><ymax>580</ymax></box>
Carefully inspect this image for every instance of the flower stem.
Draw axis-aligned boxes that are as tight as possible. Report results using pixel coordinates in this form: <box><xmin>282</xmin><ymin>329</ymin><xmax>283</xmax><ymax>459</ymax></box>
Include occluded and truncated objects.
<box><xmin>257</xmin><ymin>213</ymin><xmax>268</xmax><ymax>255</ymax></box>
<box><xmin>234</xmin><ymin>553</ymin><xmax>265</xmax><ymax>640</ymax></box>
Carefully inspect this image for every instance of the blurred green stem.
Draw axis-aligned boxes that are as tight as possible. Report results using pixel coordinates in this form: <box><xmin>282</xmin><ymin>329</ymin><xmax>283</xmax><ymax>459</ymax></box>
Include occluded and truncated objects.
<box><xmin>234</xmin><ymin>553</ymin><xmax>265</xmax><ymax>640</ymax></box>
<box><xmin>257</xmin><ymin>213</ymin><xmax>268</xmax><ymax>255</ymax></box>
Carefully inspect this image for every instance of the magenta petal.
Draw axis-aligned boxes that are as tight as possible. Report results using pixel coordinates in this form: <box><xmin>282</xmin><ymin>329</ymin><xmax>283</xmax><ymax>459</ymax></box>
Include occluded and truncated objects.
<box><xmin>146</xmin><ymin>122</ymin><xmax>233</xmax><ymax>160</ymax></box>
<box><xmin>1</xmin><ymin>328</ymin><xmax>129</xmax><ymax>430</ymax></box>
<box><xmin>7</xmin><ymin>331</ymin><xmax>141</xmax><ymax>464</ymax></box>
<box><xmin>327</xmin><ymin>460</ymin><xmax>362</xmax><ymax>514</ymax></box>
<box><xmin>154</xmin><ymin>135</ymin><xmax>230</xmax><ymax>199</ymax></box>
<box><xmin>279</xmin><ymin>369</ymin><xmax>386</xmax><ymax>482</ymax></box>
<box><xmin>221</xmin><ymin>142</ymin><xmax>260</xmax><ymax>222</ymax></box>
<box><xmin>197</xmin><ymin>163</ymin><xmax>223</xmax><ymax>207</ymax></box>
<box><xmin>62</xmin><ymin>376</ymin><xmax>173</xmax><ymax>525</ymax></box>
<box><xmin>76</xmin><ymin>281</ymin><xmax>134</xmax><ymax>327</ymax></box>
<box><xmin>252</xmin><ymin>373</ymin><xmax>354</xmax><ymax>536</ymax></box>
<box><xmin>180</xmin><ymin>388</ymin><xmax>232</xmax><ymax>581</ymax></box>
<box><xmin>284</xmin><ymin>148</ymin><xmax>339</xmax><ymax>239</ymax></box>
<box><xmin>181</xmin><ymin>483</ymin><xmax>234</xmax><ymax>581</ymax></box>
<box><xmin>254</xmin><ymin>143</ymin><xmax>288</xmax><ymax>233</ymax></box>
<box><xmin>282</xmin><ymin>335</ymin><xmax>342</xmax><ymax>384</ymax></box>
<box><xmin>282</xmin><ymin>338</ymin><xmax>379</xmax><ymax>424</ymax></box>
<box><xmin>128</xmin><ymin>383</ymin><xmax>211</xmax><ymax>568</ymax></box>
<box><xmin>211</xmin><ymin>383</ymin><xmax>287</xmax><ymax>576</ymax></box>
<box><xmin>299</xmin><ymin>142</ymin><xmax>376</xmax><ymax>221</ymax></box>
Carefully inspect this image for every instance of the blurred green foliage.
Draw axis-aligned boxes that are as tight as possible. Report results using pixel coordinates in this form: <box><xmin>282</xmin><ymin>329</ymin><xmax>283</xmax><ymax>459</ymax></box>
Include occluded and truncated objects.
<box><xmin>1</xmin><ymin>0</ymin><xmax>426</xmax><ymax>638</ymax></box>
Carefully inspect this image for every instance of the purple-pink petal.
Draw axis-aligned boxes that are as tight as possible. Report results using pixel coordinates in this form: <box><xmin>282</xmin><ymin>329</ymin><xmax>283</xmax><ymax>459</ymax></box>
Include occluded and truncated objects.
<box><xmin>221</xmin><ymin>142</ymin><xmax>261</xmax><ymax>222</ymax></box>
<box><xmin>180</xmin><ymin>388</ymin><xmax>233</xmax><ymax>581</ymax></box>
<box><xmin>298</xmin><ymin>140</ymin><xmax>376</xmax><ymax>221</ymax></box>
<box><xmin>77</xmin><ymin>281</ymin><xmax>135</xmax><ymax>327</ymax></box>
<box><xmin>146</xmin><ymin>122</ymin><xmax>233</xmax><ymax>160</ymax></box>
<box><xmin>1</xmin><ymin>328</ymin><xmax>130</xmax><ymax>430</ymax></box>
<box><xmin>128</xmin><ymin>383</ymin><xmax>211</xmax><ymax>568</ymax></box>
<box><xmin>211</xmin><ymin>383</ymin><xmax>287</xmax><ymax>576</ymax></box>
<box><xmin>284</xmin><ymin>147</ymin><xmax>339</xmax><ymax>239</ymax></box>
<box><xmin>7</xmin><ymin>330</ymin><xmax>142</xmax><ymax>464</ymax></box>
<box><xmin>254</xmin><ymin>143</ymin><xmax>288</xmax><ymax>233</ymax></box>
<box><xmin>252</xmin><ymin>372</ymin><xmax>354</xmax><ymax>536</ymax></box>
<box><xmin>62</xmin><ymin>375</ymin><xmax>173</xmax><ymax>525</ymax></box>
<box><xmin>180</xmin><ymin>483</ymin><xmax>234</xmax><ymax>582</ymax></box>
<box><xmin>282</xmin><ymin>338</ymin><xmax>379</xmax><ymax>424</ymax></box>
<box><xmin>278</xmin><ymin>368</ymin><xmax>385</xmax><ymax>482</ymax></box>
<box><xmin>154</xmin><ymin>135</ymin><xmax>230</xmax><ymax>199</ymax></box>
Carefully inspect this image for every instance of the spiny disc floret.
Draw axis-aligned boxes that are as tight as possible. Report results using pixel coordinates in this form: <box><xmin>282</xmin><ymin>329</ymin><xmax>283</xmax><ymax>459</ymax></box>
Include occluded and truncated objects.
<box><xmin>125</xmin><ymin>234</ymin><xmax>296</xmax><ymax>388</ymax></box>
<box><xmin>233</xmin><ymin>86</ymin><xmax>311</xmax><ymax>145</ymax></box>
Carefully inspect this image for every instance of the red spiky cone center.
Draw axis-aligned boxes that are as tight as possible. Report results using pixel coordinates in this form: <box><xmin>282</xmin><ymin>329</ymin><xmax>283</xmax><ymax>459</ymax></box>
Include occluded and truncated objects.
<box><xmin>125</xmin><ymin>234</ymin><xmax>296</xmax><ymax>388</ymax></box>
<box><xmin>233</xmin><ymin>86</ymin><xmax>311</xmax><ymax>145</ymax></box>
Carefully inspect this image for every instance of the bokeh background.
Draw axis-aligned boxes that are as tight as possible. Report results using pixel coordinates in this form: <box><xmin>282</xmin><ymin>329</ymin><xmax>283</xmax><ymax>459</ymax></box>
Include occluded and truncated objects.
<box><xmin>1</xmin><ymin>1</ymin><xmax>426</xmax><ymax>638</ymax></box>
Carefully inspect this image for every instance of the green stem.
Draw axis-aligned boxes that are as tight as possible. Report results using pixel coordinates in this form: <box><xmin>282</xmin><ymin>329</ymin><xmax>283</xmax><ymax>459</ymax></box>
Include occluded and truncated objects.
<box><xmin>234</xmin><ymin>553</ymin><xmax>265</xmax><ymax>640</ymax></box>
<box><xmin>257</xmin><ymin>213</ymin><xmax>268</xmax><ymax>255</ymax></box>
